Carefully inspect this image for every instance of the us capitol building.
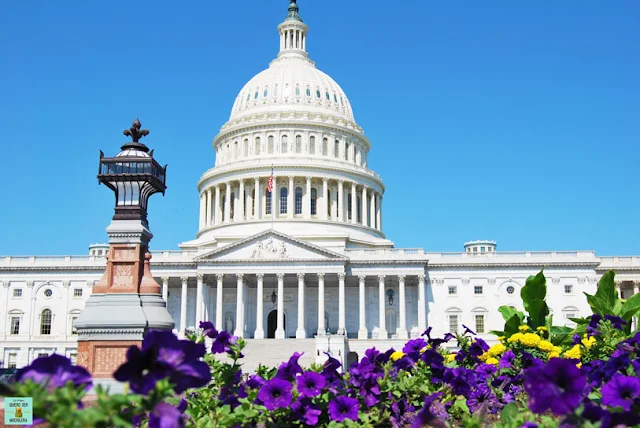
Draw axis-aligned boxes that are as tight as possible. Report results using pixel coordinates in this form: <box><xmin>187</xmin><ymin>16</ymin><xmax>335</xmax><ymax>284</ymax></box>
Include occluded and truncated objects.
<box><xmin>1</xmin><ymin>1</ymin><xmax>639</xmax><ymax>370</ymax></box>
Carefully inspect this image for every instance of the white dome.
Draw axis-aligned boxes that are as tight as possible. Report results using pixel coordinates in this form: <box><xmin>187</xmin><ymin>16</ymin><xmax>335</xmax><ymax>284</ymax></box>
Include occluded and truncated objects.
<box><xmin>229</xmin><ymin>56</ymin><xmax>355</xmax><ymax>123</ymax></box>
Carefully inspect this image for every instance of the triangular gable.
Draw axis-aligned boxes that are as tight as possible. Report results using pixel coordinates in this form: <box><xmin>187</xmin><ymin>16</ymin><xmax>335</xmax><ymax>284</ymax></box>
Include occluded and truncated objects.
<box><xmin>195</xmin><ymin>230</ymin><xmax>348</xmax><ymax>262</ymax></box>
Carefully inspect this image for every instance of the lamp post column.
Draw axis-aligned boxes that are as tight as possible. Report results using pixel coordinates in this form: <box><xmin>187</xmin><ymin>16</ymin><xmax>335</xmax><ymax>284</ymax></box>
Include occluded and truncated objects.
<box><xmin>275</xmin><ymin>273</ymin><xmax>285</xmax><ymax>339</ymax></box>
<box><xmin>317</xmin><ymin>273</ymin><xmax>325</xmax><ymax>336</ymax></box>
<box><xmin>296</xmin><ymin>273</ymin><xmax>306</xmax><ymax>338</ymax></box>
<box><xmin>255</xmin><ymin>274</ymin><xmax>265</xmax><ymax>339</ymax></box>
<box><xmin>358</xmin><ymin>275</ymin><xmax>367</xmax><ymax>339</ymax></box>
<box><xmin>378</xmin><ymin>275</ymin><xmax>388</xmax><ymax>339</ymax></box>
<box><xmin>398</xmin><ymin>275</ymin><xmax>408</xmax><ymax>339</ymax></box>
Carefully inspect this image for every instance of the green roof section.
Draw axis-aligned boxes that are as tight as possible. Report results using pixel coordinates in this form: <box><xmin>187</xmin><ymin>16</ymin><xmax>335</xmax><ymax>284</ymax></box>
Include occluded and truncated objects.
<box><xmin>285</xmin><ymin>0</ymin><xmax>303</xmax><ymax>22</ymax></box>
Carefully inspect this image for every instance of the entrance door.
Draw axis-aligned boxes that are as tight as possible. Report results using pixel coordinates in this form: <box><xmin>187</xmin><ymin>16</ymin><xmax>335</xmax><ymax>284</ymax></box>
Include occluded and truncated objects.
<box><xmin>267</xmin><ymin>310</ymin><xmax>286</xmax><ymax>338</ymax></box>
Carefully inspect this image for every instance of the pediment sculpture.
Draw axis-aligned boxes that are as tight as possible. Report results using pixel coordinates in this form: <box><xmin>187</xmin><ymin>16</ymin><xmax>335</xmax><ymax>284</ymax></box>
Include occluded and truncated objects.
<box><xmin>250</xmin><ymin>238</ymin><xmax>289</xmax><ymax>259</ymax></box>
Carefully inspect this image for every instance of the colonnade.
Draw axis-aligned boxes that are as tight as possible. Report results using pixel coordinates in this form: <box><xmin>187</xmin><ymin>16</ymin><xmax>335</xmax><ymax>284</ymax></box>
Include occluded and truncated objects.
<box><xmin>198</xmin><ymin>176</ymin><xmax>383</xmax><ymax>232</ymax></box>
<box><xmin>161</xmin><ymin>273</ymin><xmax>427</xmax><ymax>340</ymax></box>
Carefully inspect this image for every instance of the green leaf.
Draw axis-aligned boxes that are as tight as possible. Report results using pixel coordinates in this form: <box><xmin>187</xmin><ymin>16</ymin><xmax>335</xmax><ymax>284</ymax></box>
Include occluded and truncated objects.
<box><xmin>594</xmin><ymin>270</ymin><xmax>618</xmax><ymax>311</ymax></box>
<box><xmin>585</xmin><ymin>293</ymin><xmax>609</xmax><ymax>316</ymax></box>
<box><xmin>504</xmin><ymin>313</ymin><xmax>522</xmax><ymax>334</ymax></box>
<box><xmin>452</xmin><ymin>398</ymin><xmax>470</xmax><ymax>415</ymax></box>
<box><xmin>500</xmin><ymin>402</ymin><xmax>519</xmax><ymax>423</ymax></box>
<box><xmin>526</xmin><ymin>299</ymin><xmax>549</xmax><ymax>329</ymax></box>
<box><xmin>498</xmin><ymin>306</ymin><xmax>525</xmax><ymax>323</ymax></box>
<box><xmin>520</xmin><ymin>271</ymin><xmax>546</xmax><ymax>312</ymax></box>
<box><xmin>620</xmin><ymin>293</ymin><xmax>640</xmax><ymax>321</ymax></box>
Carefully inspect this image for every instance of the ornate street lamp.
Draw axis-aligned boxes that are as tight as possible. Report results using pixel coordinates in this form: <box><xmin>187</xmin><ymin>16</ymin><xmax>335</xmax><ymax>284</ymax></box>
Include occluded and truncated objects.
<box><xmin>387</xmin><ymin>289</ymin><xmax>394</xmax><ymax>306</ymax></box>
<box><xmin>98</xmin><ymin>118</ymin><xmax>167</xmax><ymax>223</ymax></box>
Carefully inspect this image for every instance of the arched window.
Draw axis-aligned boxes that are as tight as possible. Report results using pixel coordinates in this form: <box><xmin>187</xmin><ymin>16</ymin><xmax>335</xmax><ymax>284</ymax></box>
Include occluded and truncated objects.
<box><xmin>309</xmin><ymin>136</ymin><xmax>315</xmax><ymax>154</ymax></box>
<box><xmin>265</xmin><ymin>191</ymin><xmax>272</xmax><ymax>215</ymax></box>
<box><xmin>357</xmin><ymin>196</ymin><xmax>362</xmax><ymax>223</ymax></box>
<box><xmin>322</xmin><ymin>138</ymin><xmax>328</xmax><ymax>156</ymax></box>
<box><xmin>306</xmin><ymin>86</ymin><xmax>311</xmax><ymax>97</ymax></box>
<box><xmin>347</xmin><ymin>193</ymin><xmax>352</xmax><ymax>220</ymax></box>
<box><xmin>221</xmin><ymin>194</ymin><xmax>226</xmax><ymax>221</ymax></box>
<box><xmin>563</xmin><ymin>307</ymin><xmax>579</xmax><ymax>328</ymax></box>
<box><xmin>281</xmin><ymin>135</ymin><xmax>288</xmax><ymax>154</ymax></box>
<box><xmin>263</xmin><ymin>86</ymin><xmax>269</xmax><ymax>98</ymax></box>
<box><xmin>295</xmin><ymin>187</ymin><xmax>303</xmax><ymax>214</ymax></box>
<box><xmin>255</xmin><ymin>137</ymin><xmax>261</xmax><ymax>156</ymax></box>
<box><xmin>230</xmin><ymin>192</ymin><xmax>235</xmax><ymax>219</ymax></box>
<box><xmin>472</xmin><ymin>307</ymin><xmax>488</xmax><ymax>334</ymax></box>
<box><xmin>254</xmin><ymin>88</ymin><xmax>259</xmax><ymax>99</ymax></box>
<box><xmin>446</xmin><ymin>308</ymin><xmax>462</xmax><ymax>334</ymax></box>
<box><xmin>325</xmin><ymin>91</ymin><xmax>330</xmax><ymax>100</ymax></box>
<box><xmin>316</xmin><ymin>88</ymin><xmax>321</xmax><ymax>98</ymax></box>
<box><xmin>40</xmin><ymin>309</ymin><xmax>52</xmax><ymax>335</ymax></box>
<box><xmin>295</xmin><ymin>135</ymin><xmax>302</xmax><ymax>153</ymax></box>
<box><xmin>268</xmin><ymin>136</ymin><xmax>274</xmax><ymax>154</ymax></box>
<box><xmin>344</xmin><ymin>142</ymin><xmax>349</xmax><ymax>161</ymax></box>
<box><xmin>311</xmin><ymin>188</ymin><xmax>317</xmax><ymax>215</ymax></box>
<box><xmin>334</xmin><ymin>140</ymin><xmax>340</xmax><ymax>158</ymax></box>
<box><xmin>280</xmin><ymin>187</ymin><xmax>288</xmax><ymax>214</ymax></box>
<box><xmin>243</xmin><ymin>139</ymin><xmax>249</xmax><ymax>157</ymax></box>
<box><xmin>295</xmin><ymin>85</ymin><xmax>300</xmax><ymax>96</ymax></box>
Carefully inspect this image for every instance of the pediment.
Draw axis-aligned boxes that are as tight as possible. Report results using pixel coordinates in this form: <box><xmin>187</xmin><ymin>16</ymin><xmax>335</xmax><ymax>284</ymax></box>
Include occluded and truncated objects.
<box><xmin>195</xmin><ymin>230</ymin><xmax>347</xmax><ymax>262</ymax></box>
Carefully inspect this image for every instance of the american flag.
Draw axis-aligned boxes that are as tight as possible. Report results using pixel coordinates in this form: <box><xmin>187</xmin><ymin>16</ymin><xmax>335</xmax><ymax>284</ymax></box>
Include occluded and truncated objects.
<box><xmin>267</xmin><ymin>167</ymin><xmax>274</xmax><ymax>192</ymax></box>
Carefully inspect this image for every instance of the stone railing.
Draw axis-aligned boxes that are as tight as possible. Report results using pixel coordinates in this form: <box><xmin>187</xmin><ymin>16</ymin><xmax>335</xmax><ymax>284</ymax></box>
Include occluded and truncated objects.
<box><xmin>598</xmin><ymin>256</ymin><xmax>640</xmax><ymax>267</ymax></box>
<box><xmin>0</xmin><ymin>255</ymin><xmax>105</xmax><ymax>267</ymax></box>
<box><xmin>344</xmin><ymin>248</ymin><xmax>426</xmax><ymax>260</ymax></box>
<box><xmin>427</xmin><ymin>251</ymin><xmax>595</xmax><ymax>261</ymax></box>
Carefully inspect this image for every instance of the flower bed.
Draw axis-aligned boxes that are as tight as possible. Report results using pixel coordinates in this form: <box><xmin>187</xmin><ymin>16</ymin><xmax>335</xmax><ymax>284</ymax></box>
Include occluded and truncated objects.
<box><xmin>2</xmin><ymin>270</ymin><xmax>640</xmax><ymax>427</ymax></box>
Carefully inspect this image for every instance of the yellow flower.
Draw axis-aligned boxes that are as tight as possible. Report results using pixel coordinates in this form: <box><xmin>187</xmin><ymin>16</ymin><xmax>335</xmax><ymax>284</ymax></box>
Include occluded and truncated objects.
<box><xmin>486</xmin><ymin>357</ymin><xmax>499</xmax><ymax>365</ymax></box>
<box><xmin>552</xmin><ymin>346</ymin><xmax>562</xmax><ymax>354</ymax></box>
<box><xmin>536</xmin><ymin>326</ymin><xmax>548</xmax><ymax>332</ymax></box>
<box><xmin>390</xmin><ymin>351</ymin><xmax>405</xmax><ymax>361</ymax></box>
<box><xmin>537</xmin><ymin>340</ymin><xmax>555</xmax><ymax>352</ymax></box>
<box><xmin>518</xmin><ymin>325</ymin><xmax>530</xmax><ymax>332</ymax></box>
<box><xmin>520</xmin><ymin>333</ymin><xmax>541</xmax><ymax>347</ymax></box>
<box><xmin>487</xmin><ymin>343</ymin><xmax>506</xmax><ymax>357</ymax></box>
<box><xmin>576</xmin><ymin>363</ymin><xmax>582</xmax><ymax>369</ymax></box>
<box><xmin>581</xmin><ymin>336</ymin><xmax>596</xmax><ymax>349</ymax></box>
<box><xmin>445</xmin><ymin>353</ymin><xmax>456</xmax><ymax>363</ymax></box>
<box><xmin>478</xmin><ymin>352</ymin><xmax>489</xmax><ymax>362</ymax></box>
<box><xmin>508</xmin><ymin>333</ymin><xmax>524</xmax><ymax>343</ymax></box>
<box><xmin>564</xmin><ymin>345</ymin><xmax>582</xmax><ymax>360</ymax></box>
<box><xmin>498</xmin><ymin>336</ymin><xmax>506</xmax><ymax>342</ymax></box>
<box><xmin>548</xmin><ymin>351</ymin><xmax>560</xmax><ymax>359</ymax></box>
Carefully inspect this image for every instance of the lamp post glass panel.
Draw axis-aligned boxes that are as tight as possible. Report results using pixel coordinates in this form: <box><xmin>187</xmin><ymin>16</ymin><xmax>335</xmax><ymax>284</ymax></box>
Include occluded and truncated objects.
<box><xmin>98</xmin><ymin>118</ymin><xmax>167</xmax><ymax>223</ymax></box>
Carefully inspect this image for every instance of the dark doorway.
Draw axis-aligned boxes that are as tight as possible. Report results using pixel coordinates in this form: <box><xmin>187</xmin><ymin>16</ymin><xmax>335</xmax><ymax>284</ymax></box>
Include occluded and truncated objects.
<box><xmin>267</xmin><ymin>310</ymin><xmax>286</xmax><ymax>338</ymax></box>
<box><xmin>346</xmin><ymin>352</ymin><xmax>359</xmax><ymax>369</ymax></box>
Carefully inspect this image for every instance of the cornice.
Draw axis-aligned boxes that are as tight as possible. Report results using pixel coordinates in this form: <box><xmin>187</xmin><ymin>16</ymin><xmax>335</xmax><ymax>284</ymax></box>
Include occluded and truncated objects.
<box><xmin>427</xmin><ymin>261</ymin><xmax>599</xmax><ymax>268</ymax></box>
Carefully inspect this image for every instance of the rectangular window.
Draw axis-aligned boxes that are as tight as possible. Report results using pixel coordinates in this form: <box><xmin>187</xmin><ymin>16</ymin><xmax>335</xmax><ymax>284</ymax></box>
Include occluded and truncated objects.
<box><xmin>71</xmin><ymin>317</ymin><xmax>78</xmax><ymax>335</ymax></box>
<box><xmin>7</xmin><ymin>353</ymin><xmax>17</xmax><ymax>369</ymax></box>
<box><xmin>69</xmin><ymin>353</ymin><xmax>77</xmax><ymax>365</ymax></box>
<box><xmin>474</xmin><ymin>285</ymin><xmax>483</xmax><ymax>295</ymax></box>
<box><xmin>37</xmin><ymin>353</ymin><xmax>49</xmax><ymax>359</ymax></box>
<box><xmin>564</xmin><ymin>285</ymin><xmax>573</xmax><ymax>294</ymax></box>
<box><xmin>448</xmin><ymin>286</ymin><xmax>457</xmax><ymax>295</ymax></box>
<box><xmin>73</xmin><ymin>288</ymin><xmax>83</xmax><ymax>298</ymax></box>
<box><xmin>449</xmin><ymin>314</ymin><xmax>459</xmax><ymax>334</ymax></box>
<box><xmin>10</xmin><ymin>317</ymin><xmax>20</xmax><ymax>335</ymax></box>
<box><xmin>265</xmin><ymin>191</ymin><xmax>272</xmax><ymax>215</ymax></box>
<box><xmin>309</xmin><ymin>136</ymin><xmax>315</xmax><ymax>154</ymax></box>
<box><xmin>480</xmin><ymin>246</ymin><xmax>485</xmax><ymax>252</ymax></box>
<box><xmin>475</xmin><ymin>314</ymin><xmax>485</xmax><ymax>334</ymax></box>
<box><xmin>12</xmin><ymin>288</ymin><xmax>22</xmax><ymax>298</ymax></box>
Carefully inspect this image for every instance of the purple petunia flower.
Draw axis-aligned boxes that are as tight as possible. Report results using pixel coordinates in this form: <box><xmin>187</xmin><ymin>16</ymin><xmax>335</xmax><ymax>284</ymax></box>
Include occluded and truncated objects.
<box><xmin>297</xmin><ymin>371</ymin><xmax>326</xmax><ymax>397</ymax></box>
<box><xmin>402</xmin><ymin>338</ymin><xmax>427</xmax><ymax>355</ymax></box>
<box><xmin>582</xmin><ymin>401</ymin><xmax>611</xmax><ymax>426</ymax></box>
<box><xmin>257</xmin><ymin>378</ymin><xmax>293</xmax><ymax>410</ymax></box>
<box><xmin>444</xmin><ymin>367</ymin><xmax>475</xmax><ymax>398</ymax></box>
<box><xmin>572</xmin><ymin>334</ymin><xmax>581</xmax><ymax>345</ymax></box>
<box><xmin>211</xmin><ymin>330</ymin><xmax>233</xmax><ymax>354</ymax></box>
<box><xmin>469</xmin><ymin>338</ymin><xmax>490</xmax><ymax>357</ymax></box>
<box><xmin>113</xmin><ymin>329</ymin><xmax>211</xmax><ymax>395</ymax></box>
<box><xmin>411</xmin><ymin>395</ymin><xmax>446</xmax><ymax>428</ymax></box>
<box><xmin>148</xmin><ymin>400</ymin><xmax>187</xmax><ymax>428</ymax></box>
<box><xmin>602</xmin><ymin>351</ymin><xmax>630</xmax><ymax>380</ymax></box>
<box><xmin>499</xmin><ymin>350</ymin><xmax>516</xmax><ymax>369</ymax></box>
<box><xmin>604</xmin><ymin>315</ymin><xmax>627</xmax><ymax>331</ymax></box>
<box><xmin>15</xmin><ymin>353</ymin><xmax>92</xmax><ymax>393</ymax></box>
<box><xmin>601</xmin><ymin>374</ymin><xmax>640</xmax><ymax>411</ymax></box>
<box><xmin>199</xmin><ymin>321</ymin><xmax>218</xmax><ymax>338</ymax></box>
<box><xmin>467</xmin><ymin>385</ymin><xmax>497</xmax><ymax>413</ymax></box>
<box><xmin>276</xmin><ymin>352</ymin><xmax>304</xmax><ymax>381</ymax></box>
<box><xmin>518</xmin><ymin>423</ymin><xmax>538</xmax><ymax>428</ymax></box>
<box><xmin>462</xmin><ymin>324</ymin><xmax>476</xmax><ymax>336</ymax></box>
<box><xmin>328</xmin><ymin>396</ymin><xmax>359</xmax><ymax>422</ymax></box>
<box><xmin>476</xmin><ymin>363</ymin><xmax>497</xmax><ymax>377</ymax></box>
<box><xmin>291</xmin><ymin>398</ymin><xmax>322</xmax><ymax>426</ymax></box>
<box><xmin>524</xmin><ymin>358</ymin><xmax>586</xmax><ymax>416</ymax></box>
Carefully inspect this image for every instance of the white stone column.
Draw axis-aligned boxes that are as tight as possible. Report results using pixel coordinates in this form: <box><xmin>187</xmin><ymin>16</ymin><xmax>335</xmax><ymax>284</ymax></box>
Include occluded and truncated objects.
<box><xmin>206</xmin><ymin>189</ymin><xmax>213</xmax><ymax>227</ymax></box>
<box><xmin>215</xmin><ymin>274</ymin><xmax>224</xmax><ymax>329</ymax></box>
<box><xmin>338</xmin><ymin>272</ymin><xmax>346</xmax><ymax>335</ymax></box>
<box><xmin>317</xmin><ymin>273</ymin><xmax>325</xmax><ymax>335</ymax></box>
<box><xmin>351</xmin><ymin>183</ymin><xmax>357</xmax><ymax>224</ymax></box>
<box><xmin>199</xmin><ymin>194</ymin><xmax>206</xmax><ymax>229</ymax></box>
<box><xmin>378</xmin><ymin>275</ymin><xmax>388</xmax><ymax>339</ymax></box>
<box><xmin>370</xmin><ymin>191</ymin><xmax>376</xmax><ymax>228</ymax></box>
<box><xmin>397</xmin><ymin>275</ymin><xmax>408</xmax><ymax>339</ymax></box>
<box><xmin>305</xmin><ymin>176</ymin><xmax>312</xmax><ymax>219</ymax></box>
<box><xmin>322</xmin><ymin>178</ymin><xmax>329</xmax><ymax>221</ymax></box>
<box><xmin>196</xmin><ymin>274</ymin><xmax>204</xmax><ymax>327</ymax></box>
<box><xmin>238</xmin><ymin>179</ymin><xmax>245</xmax><ymax>220</ymax></box>
<box><xmin>180</xmin><ymin>276</ymin><xmax>188</xmax><ymax>335</ymax></box>
<box><xmin>376</xmin><ymin>193</ymin><xmax>382</xmax><ymax>231</ymax></box>
<box><xmin>358</xmin><ymin>275</ymin><xmax>367</xmax><ymax>339</ymax></box>
<box><xmin>296</xmin><ymin>273</ymin><xmax>306</xmax><ymax>338</ymax></box>
<box><xmin>271</xmin><ymin>176</ymin><xmax>278</xmax><ymax>218</ymax></box>
<box><xmin>332</xmin><ymin>185</ymin><xmax>338</xmax><ymax>220</ymax></box>
<box><xmin>276</xmin><ymin>273</ymin><xmax>285</xmax><ymax>339</ymax></box>
<box><xmin>288</xmin><ymin>176</ymin><xmax>294</xmax><ymax>218</ymax></box>
<box><xmin>224</xmin><ymin>182</ymin><xmax>231</xmax><ymax>222</ymax></box>
<box><xmin>255</xmin><ymin>274</ymin><xmax>265</xmax><ymax>339</ymax></box>
<box><xmin>254</xmin><ymin>177</ymin><xmax>261</xmax><ymax>220</ymax></box>
<box><xmin>418</xmin><ymin>274</ymin><xmax>426</xmax><ymax>332</ymax></box>
<box><xmin>337</xmin><ymin>180</ymin><xmax>344</xmax><ymax>222</ymax></box>
<box><xmin>361</xmin><ymin>186</ymin><xmax>368</xmax><ymax>226</ymax></box>
<box><xmin>234</xmin><ymin>274</ymin><xmax>244</xmax><ymax>338</ymax></box>
<box><xmin>161</xmin><ymin>276</ymin><xmax>169</xmax><ymax>303</ymax></box>
<box><xmin>215</xmin><ymin>185</ymin><xmax>221</xmax><ymax>225</ymax></box>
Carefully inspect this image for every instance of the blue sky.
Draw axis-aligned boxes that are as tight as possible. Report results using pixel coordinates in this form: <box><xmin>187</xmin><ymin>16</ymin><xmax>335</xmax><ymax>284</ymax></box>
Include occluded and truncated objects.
<box><xmin>1</xmin><ymin>1</ymin><xmax>639</xmax><ymax>255</ymax></box>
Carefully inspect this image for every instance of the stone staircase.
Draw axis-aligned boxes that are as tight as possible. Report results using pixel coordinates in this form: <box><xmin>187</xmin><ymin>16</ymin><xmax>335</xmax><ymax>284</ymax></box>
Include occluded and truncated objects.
<box><xmin>214</xmin><ymin>339</ymin><xmax>318</xmax><ymax>373</ymax></box>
